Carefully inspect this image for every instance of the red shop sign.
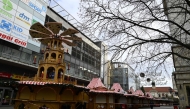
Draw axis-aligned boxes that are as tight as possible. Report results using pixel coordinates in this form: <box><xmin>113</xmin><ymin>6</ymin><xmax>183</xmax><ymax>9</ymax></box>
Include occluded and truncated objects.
<box><xmin>0</xmin><ymin>72</ymin><xmax>12</xmax><ymax>78</ymax></box>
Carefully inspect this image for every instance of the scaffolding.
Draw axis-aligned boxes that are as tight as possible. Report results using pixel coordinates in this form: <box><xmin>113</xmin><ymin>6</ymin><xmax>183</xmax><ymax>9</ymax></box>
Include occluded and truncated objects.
<box><xmin>48</xmin><ymin>0</ymin><xmax>100</xmax><ymax>42</ymax></box>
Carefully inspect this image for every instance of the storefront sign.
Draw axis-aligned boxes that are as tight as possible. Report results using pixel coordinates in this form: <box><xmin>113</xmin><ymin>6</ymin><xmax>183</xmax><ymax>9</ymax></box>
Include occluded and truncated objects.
<box><xmin>0</xmin><ymin>0</ymin><xmax>17</xmax><ymax>21</ymax></box>
<box><xmin>0</xmin><ymin>31</ymin><xmax>27</xmax><ymax>47</ymax></box>
<box><xmin>0</xmin><ymin>0</ymin><xmax>30</xmax><ymax>47</ymax></box>
<box><xmin>0</xmin><ymin>72</ymin><xmax>12</xmax><ymax>78</ymax></box>
<box><xmin>21</xmin><ymin>0</ymin><xmax>47</xmax><ymax>16</ymax></box>
<box><xmin>0</xmin><ymin>17</ymin><xmax>28</xmax><ymax>47</ymax></box>
<box><xmin>15</xmin><ymin>6</ymin><xmax>33</xmax><ymax>29</ymax></box>
<box><xmin>0</xmin><ymin>17</ymin><xmax>29</xmax><ymax>41</ymax></box>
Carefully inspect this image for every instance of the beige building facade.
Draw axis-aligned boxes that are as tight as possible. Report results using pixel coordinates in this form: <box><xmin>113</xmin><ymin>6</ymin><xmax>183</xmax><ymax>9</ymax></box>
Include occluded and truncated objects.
<box><xmin>163</xmin><ymin>0</ymin><xmax>190</xmax><ymax>108</ymax></box>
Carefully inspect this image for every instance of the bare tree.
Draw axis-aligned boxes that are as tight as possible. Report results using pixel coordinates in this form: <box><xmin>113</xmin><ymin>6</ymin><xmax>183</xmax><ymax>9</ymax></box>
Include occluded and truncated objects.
<box><xmin>78</xmin><ymin>0</ymin><xmax>190</xmax><ymax>75</ymax></box>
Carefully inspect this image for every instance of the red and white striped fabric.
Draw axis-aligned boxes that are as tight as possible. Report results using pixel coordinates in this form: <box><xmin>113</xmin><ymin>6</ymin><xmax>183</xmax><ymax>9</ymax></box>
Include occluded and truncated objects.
<box><xmin>18</xmin><ymin>81</ymin><xmax>47</xmax><ymax>85</ymax></box>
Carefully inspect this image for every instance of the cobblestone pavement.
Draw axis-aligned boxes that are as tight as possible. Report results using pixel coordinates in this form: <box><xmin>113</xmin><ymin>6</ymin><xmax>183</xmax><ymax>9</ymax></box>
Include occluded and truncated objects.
<box><xmin>138</xmin><ymin>106</ymin><xmax>174</xmax><ymax>109</ymax></box>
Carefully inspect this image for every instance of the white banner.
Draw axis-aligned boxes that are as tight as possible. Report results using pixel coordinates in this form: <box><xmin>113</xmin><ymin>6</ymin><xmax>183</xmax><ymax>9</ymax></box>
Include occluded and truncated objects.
<box><xmin>21</xmin><ymin>0</ymin><xmax>47</xmax><ymax>17</ymax></box>
<box><xmin>0</xmin><ymin>0</ymin><xmax>17</xmax><ymax>21</ymax></box>
<box><xmin>0</xmin><ymin>17</ymin><xmax>28</xmax><ymax>47</ymax></box>
<box><xmin>15</xmin><ymin>6</ymin><xmax>33</xmax><ymax>29</ymax></box>
<box><xmin>0</xmin><ymin>31</ymin><xmax>27</xmax><ymax>47</ymax></box>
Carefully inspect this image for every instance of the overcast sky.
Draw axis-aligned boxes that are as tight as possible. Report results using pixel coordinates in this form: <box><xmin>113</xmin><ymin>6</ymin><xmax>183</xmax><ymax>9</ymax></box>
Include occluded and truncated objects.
<box><xmin>56</xmin><ymin>0</ymin><xmax>81</xmax><ymax>21</ymax></box>
<box><xmin>54</xmin><ymin>0</ymin><xmax>173</xmax><ymax>88</ymax></box>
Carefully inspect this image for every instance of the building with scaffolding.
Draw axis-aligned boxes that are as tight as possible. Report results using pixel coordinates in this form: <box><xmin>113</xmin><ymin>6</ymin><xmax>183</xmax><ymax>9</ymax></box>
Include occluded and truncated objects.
<box><xmin>0</xmin><ymin>0</ymin><xmax>108</xmax><ymax>107</ymax></box>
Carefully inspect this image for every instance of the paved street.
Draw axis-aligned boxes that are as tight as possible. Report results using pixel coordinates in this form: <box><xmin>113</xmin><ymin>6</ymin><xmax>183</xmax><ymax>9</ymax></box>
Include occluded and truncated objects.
<box><xmin>1</xmin><ymin>107</ymin><xmax>14</xmax><ymax>109</ymax></box>
<box><xmin>0</xmin><ymin>106</ymin><xmax>175</xmax><ymax>109</ymax></box>
<box><xmin>139</xmin><ymin>106</ymin><xmax>174</xmax><ymax>109</ymax></box>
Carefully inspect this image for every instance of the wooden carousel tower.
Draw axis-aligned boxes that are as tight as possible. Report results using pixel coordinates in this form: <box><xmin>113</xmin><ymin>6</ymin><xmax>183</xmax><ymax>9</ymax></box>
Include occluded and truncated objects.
<box><xmin>30</xmin><ymin>22</ymin><xmax>81</xmax><ymax>83</ymax></box>
<box><xmin>14</xmin><ymin>22</ymin><xmax>90</xmax><ymax>109</ymax></box>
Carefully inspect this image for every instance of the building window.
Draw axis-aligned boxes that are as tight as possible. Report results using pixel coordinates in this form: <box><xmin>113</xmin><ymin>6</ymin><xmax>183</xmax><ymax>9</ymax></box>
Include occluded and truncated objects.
<box><xmin>76</xmin><ymin>41</ymin><xmax>82</xmax><ymax>48</ymax></box>
<box><xmin>186</xmin><ymin>86</ymin><xmax>190</xmax><ymax>105</ymax></box>
<box><xmin>0</xmin><ymin>87</ymin><xmax>14</xmax><ymax>106</ymax></box>
<box><xmin>71</xmin><ymin>48</ymin><xmax>76</xmax><ymax>57</ymax></box>
<box><xmin>76</xmin><ymin>50</ymin><xmax>81</xmax><ymax>60</ymax></box>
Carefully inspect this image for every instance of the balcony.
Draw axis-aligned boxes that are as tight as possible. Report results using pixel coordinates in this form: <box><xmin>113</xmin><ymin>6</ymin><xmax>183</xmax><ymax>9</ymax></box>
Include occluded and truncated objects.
<box><xmin>0</xmin><ymin>45</ymin><xmax>42</xmax><ymax>68</ymax></box>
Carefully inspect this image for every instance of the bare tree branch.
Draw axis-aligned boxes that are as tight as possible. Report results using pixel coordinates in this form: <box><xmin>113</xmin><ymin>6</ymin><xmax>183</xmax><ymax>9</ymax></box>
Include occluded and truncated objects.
<box><xmin>79</xmin><ymin>0</ymin><xmax>190</xmax><ymax>76</ymax></box>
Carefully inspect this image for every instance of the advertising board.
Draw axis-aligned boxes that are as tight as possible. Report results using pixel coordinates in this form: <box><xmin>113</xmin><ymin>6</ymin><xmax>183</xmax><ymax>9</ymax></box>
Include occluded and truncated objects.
<box><xmin>15</xmin><ymin>6</ymin><xmax>33</xmax><ymax>29</ymax></box>
<box><xmin>21</xmin><ymin>0</ymin><xmax>47</xmax><ymax>17</ymax></box>
<box><xmin>0</xmin><ymin>31</ymin><xmax>27</xmax><ymax>47</ymax></box>
<box><xmin>0</xmin><ymin>17</ymin><xmax>28</xmax><ymax>47</ymax></box>
<box><xmin>0</xmin><ymin>0</ymin><xmax>17</xmax><ymax>21</ymax></box>
<box><xmin>0</xmin><ymin>0</ymin><xmax>47</xmax><ymax>48</ymax></box>
<box><xmin>0</xmin><ymin>72</ymin><xmax>12</xmax><ymax>78</ymax></box>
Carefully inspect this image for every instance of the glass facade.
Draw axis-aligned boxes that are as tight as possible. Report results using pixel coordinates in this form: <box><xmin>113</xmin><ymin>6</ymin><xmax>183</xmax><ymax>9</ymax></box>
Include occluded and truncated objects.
<box><xmin>110</xmin><ymin>62</ymin><xmax>135</xmax><ymax>91</ymax></box>
<box><xmin>111</xmin><ymin>68</ymin><xmax>128</xmax><ymax>90</ymax></box>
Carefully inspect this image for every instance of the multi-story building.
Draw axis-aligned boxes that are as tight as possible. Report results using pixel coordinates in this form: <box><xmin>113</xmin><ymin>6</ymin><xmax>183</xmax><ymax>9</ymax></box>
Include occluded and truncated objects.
<box><xmin>95</xmin><ymin>41</ymin><xmax>109</xmax><ymax>86</ymax></box>
<box><xmin>109</xmin><ymin>62</ymin><xmax>136</xmax><ymax>91</ymax></box>
<box><xmin>0</xmin><ymin>0</ymin><xmax>106</xmax><ymax>107</ymax></box>
<box><xmin>144</xmin><ymin>87</ymin><xmax>174</xmax><ymax>99</ymax></box>
<box><xmin>163</xmin><ymin>0</ymin><xmax>190</xmax><ymax>108</ymax></box>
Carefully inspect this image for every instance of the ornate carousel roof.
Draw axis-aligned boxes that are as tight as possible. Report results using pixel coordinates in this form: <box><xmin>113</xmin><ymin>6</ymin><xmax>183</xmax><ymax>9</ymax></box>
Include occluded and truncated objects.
<box><xmin>29</xmin><ymin>22</ymin><xmax>81</xmax><ymax>46</ymax></box>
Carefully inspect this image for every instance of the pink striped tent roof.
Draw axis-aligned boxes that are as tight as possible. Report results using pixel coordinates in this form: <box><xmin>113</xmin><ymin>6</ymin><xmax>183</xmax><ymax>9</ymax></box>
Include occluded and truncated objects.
<box><xmin>87</xmin><ymin>78</ymin><xmax>106</xmax><ymax>89</ymax></box>
<box><xmin>125</xmin><ymin>87</ymin><xmax>145</xmax><ymax>97</ymax></box>
<box><xmin>87</xmin><ymin>78</ymin><xmax>124</xmax><ymax>94</ymax></box>
<box><xmin>111</xmin><ymin>83</ymin><xmax>124</xmax><ymax>93</ymax></box>
<box><xmin>89</xmin><ymin>90</ymin><xmax>124</xmax><ymax>94</ymax></box>
<box><xmin>135</xmin><ymin>90</ymin><xmax>146</xmax><ymax>98</ymax></box>
<box><xmin>135</xmin><ymin>90</ymin><xmax>144</xmax><ymax>96</ymax></box>
<box><xmin>146</xmin><ymin>92</ymin><xmax>153</xmax><ymax>99</ymax></box>
<box><xmin>128</xmin><ymin>86</ymin><xmax>135</xmax><ymax>94</ymax></box>
<box><xmin>125</xmin><ymin>86</ymin><xmax>137</xmax><ymax>96</ymax></box>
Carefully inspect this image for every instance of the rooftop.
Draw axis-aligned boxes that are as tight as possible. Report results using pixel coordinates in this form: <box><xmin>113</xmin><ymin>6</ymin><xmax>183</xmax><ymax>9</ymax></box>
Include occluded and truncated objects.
<box><xmin>144</xmin><ymin>87</ymin><xmax>173</xmax><ymax>92</ymax></box>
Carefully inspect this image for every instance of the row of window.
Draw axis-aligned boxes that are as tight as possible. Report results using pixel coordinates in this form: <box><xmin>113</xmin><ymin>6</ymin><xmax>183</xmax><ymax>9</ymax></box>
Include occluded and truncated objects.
<box><xmin>72</xmin><ymin>48</ymin><xmax>101</xmax><ymax>68</ymax></box>
<box><xmin>65</xmin><ymin>60</ymin><xmax>99</xmax><ymax>74</ymax></box>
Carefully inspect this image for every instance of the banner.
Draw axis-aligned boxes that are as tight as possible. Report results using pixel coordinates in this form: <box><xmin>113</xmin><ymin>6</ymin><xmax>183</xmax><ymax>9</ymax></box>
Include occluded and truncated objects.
<box><xmin>0</xmin><ymin>17</ymin><xmax>28</xmax><ymax>47</ymax></box>
<box><xmin>21</xmin><ymin>0</ymin><xmax>47</xmax><ymax>17</ymax></box>
<box><xmin>0</xmin><ymin>0</ymin><xmax>17</xmax><ymax>21</ymax></box>
<box><xmin>0</xmin><ymin>72</ymin><xmax>12</xmax><ymax>78</ymax></box>
<box><xmin>15</xmin><ymin>6</ymin><xmax>33</xmax><ymax>29</ymax></box>
<box><xmin>11</xmin><ymin>74</ymin><xmax>22</xmax><ymax>80</ymax></box>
